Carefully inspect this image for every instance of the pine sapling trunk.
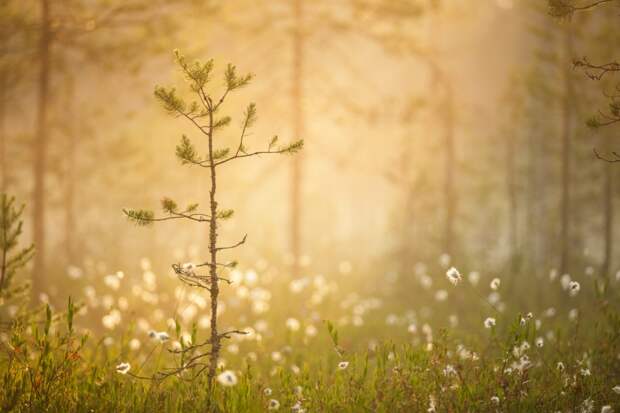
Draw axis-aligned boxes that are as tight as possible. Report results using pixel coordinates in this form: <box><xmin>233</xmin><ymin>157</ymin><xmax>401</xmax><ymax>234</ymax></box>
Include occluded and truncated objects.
<box><xmin>206</xmin><ymin>103</ymin><xmax>220</xmax><ymax>386</ymax></box>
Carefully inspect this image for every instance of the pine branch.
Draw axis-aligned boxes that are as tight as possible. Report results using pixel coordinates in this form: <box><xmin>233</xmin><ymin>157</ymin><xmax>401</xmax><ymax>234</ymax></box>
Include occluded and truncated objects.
<box><xmin>154</xmin><ymin>86</ymin><xmax>186</xmax><ymax>114</ymax></box>
<box><xmin>175</xmin><ymin>135</ymin><xmax>201</xmax><ymax>165</ymax></box>
<box><xmin>174</xmin><ymin>49</ymin><xmax>214</xmax><ymax>93</ymax></box>
<box><xmin>215</xmin><ymin>139</ymin><xmax>304</xmax><ymax>167</ymax></box>
<box><xmin>233</xmin><ymin>103</ymin><xmax>257</xmax><ymax>157</ymax></box>
<box><xmin>212</xmin><ymin>116</ymin><xmax>231</xmax><ymax>130</ymax></box>
<box><xmin>123</xmin><ymin>208</ymin><xmax>210</xmax><ymax>225</ymax></box>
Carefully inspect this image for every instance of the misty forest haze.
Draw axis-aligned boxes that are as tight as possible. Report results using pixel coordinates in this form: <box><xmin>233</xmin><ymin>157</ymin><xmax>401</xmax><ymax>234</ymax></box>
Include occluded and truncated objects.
<box><xmin>1</xmin><ymin>1</ymin><xmax>620</xmax><ymax>412</ymax></box>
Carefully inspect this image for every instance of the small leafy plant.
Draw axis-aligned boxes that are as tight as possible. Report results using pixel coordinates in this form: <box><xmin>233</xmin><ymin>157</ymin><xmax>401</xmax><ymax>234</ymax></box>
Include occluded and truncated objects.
<box><xmin>124</xmin><ymin>50</ymin><xmax>302</xmax><ymax>386</ymax></box>
<box><xmin>2</xmin><ymin>299</ymin><xmax>86</xmax><ymax>412</ymax></box>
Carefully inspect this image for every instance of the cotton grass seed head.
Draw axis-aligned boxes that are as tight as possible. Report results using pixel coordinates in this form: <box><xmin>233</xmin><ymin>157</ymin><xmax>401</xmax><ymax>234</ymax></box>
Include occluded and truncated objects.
<box><xmin>446</xmin><ymin>267</ymin><xmax>462</xmax><ymax>285</ymax></box>
<box><xmin>292</xmin><ymin>401</ymin><xmax>305</xmax><ymax>413</ymax></box>
<box><xmin>129</xmin><ymin>338</ymin><xmax>141</xmax><ymax>350</ymax></box>
<box><xmin>157</xmin><ymin>331</ymin><xmax>170</xmax><ymax>342</ymax></box>
<box><xmin>181</xmin><ymin>262</ymin><xmax>195</xmax><ymax>271</ymax></box>
<box><xmin>443</xmin><ymin>364</ymin><xmax>456</xmax><ymax>376</ymax></box>
<box><xmin>286</xmin><ymin>318</ymin><xmax>300</xmax><ymax>332</ymax></box>
<box><xmin>484</xmin><ymin>317</ymin><xmax>496</xmax><ymax>329</ymax></box>
<box><xmin>490</xmin><ymin>278</ymin><xmax>501</xmax><ymax>290</ymax></box>
<box><xmin>216</xmin><ymin>370</ymin><xmax>238</xmax><ymax>386</ymax></box>
<box><xmin>115</xmin><ymin>362</ymin><xmax>131</xmax><ymax>374</ymax></box>
<box><xmin>468</xmin><ymin>271</ymin><xmax>480</xmax><ymax>286</ymax></box>
<box><xmin>569</xmin><ymin>281</ymin><xmax>581</xmax><ymax>296</ymax></box>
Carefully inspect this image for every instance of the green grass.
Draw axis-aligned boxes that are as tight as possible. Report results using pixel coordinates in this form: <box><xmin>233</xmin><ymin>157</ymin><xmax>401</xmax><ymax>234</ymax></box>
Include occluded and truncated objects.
<box><xmin>1</xmin><ymin>262</ymin><xmax>620</xmax><ymax>412</ymax></box>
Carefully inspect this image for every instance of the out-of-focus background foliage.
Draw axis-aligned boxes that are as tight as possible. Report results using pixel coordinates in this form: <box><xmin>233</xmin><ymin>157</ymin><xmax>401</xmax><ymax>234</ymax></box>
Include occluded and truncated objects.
<box><xmin>2</xmin><ymin>0</ymin><xmax>620</xmax><ymax>354</ymax></box>
<box><xmin>4</xmin><ymin>0</ymin><xmax>618</xmax><ymax>294</ymax></box>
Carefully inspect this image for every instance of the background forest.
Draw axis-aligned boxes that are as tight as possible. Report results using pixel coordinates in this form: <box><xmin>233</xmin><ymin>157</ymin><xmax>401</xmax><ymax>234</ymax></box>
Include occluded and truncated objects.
<box><xmin>1</xmin><ymin>0</ymin><xmax>620</xmax><ymax>412</ymax></box>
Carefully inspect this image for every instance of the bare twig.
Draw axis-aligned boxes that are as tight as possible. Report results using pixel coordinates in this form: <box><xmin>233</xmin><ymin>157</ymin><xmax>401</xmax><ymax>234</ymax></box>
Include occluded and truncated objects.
<box><xmin>549</xmin><ymin>0</ymin><xmax>617</xmax><ymax>17</ymax></box>
<box><xmin>574</xmin><ymin>57</ymin><xmax>620</xmax><ymax>81</ymax></box>
<box><xmin>216</xmin><ymin>234</ymin><xmax>247</xmax><ymax>251</ymax></box>
<box><xmin>594</xmin><ymin>148</ymin><xmax>620</xmax><ymax>162</ymax></box>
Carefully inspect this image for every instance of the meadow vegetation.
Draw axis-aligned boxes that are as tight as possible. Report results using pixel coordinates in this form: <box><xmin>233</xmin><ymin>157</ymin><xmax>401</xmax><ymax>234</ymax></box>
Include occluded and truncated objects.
<box><xmin>1</xmin><ymin>192</ymin><xmax>620</xmax><ymax>411</ymax></box>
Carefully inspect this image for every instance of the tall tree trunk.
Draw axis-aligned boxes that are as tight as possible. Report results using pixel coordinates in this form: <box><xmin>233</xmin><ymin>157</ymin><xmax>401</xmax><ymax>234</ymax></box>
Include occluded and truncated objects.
<box><xmin>426</xmin><ymin>22</ymin><xmax>456</xmax><ymax>259</ymax></box>
<box><xmin>506</xmin><ymin>126</ymin><xmax>518</xmax><ymax>269</ymax></box>
<box><xmin>525</xmin><ymin>126</ymin><xmax>534</xmax><ymax>272</ymax></box>
<box><xmin>601</xmin><ymin>12</ymin><xmax>615</xmax><ymax>281</ymax></box>
<box><xmin>400</xmin><ymin>134</ymin><xmax>415</xmax><ymax>274</ymax></box>
<box><xmin>602</xmin><ymin>140</ymin><xmax>613</xmax><ymax>279</ymax></box>
<box><xmin>0</xmin><ymin>73</ymin><xmax>6</xmax><ymax>194</ymax></box>
<box><xmin>401</xmin><ymin>186</ymin><xmax>415</xmax><ymax>275</ymax></box>
<box><xmin>559</xmin><ymin>25</ymin><xmax>573</xmax><ymax>275</ymax></box>
<box><xmin>526</xmin><ymin>120</ymin><xmax>544</xmax><ymax>274</ymax></box>
<box><xmin>33</xmin><ymin>0</ymin><xmax>51</xmax><ymax>297</ymax></box>
<box><xmin>443</xmin><ymin>81</ymin><xmax>456</xmax><ymax>258</ymax></box>
<box><xmin>65</xmin><ymin>120</ymin><xmax>76</xmax><ymax>265</ymax></box>
<box><xmin>290</xmin><ymin>0</ymin><xmax>304</xmax><ymax>276</ymax></box>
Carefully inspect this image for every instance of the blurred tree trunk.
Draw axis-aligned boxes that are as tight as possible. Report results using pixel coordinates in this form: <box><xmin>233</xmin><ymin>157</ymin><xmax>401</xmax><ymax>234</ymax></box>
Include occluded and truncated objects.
<box><xmin>506</xmin><ymin>123</ymin><xmax>518</xmax><ymax>269</ymax></box>
<box><xmin>401</xmin><ymin>185</ymin><xmax>416</xmax><ymax>274</ymax></box>
<box><xmin>290</xmin><ymin>0</ymin><xmax>304</xmax><ymax>276</ymax></box>
<box><xmin>443</xmin><ymin>80</ymin><xmax>456</xmax><ymax>258</ymax></box>
<box><xmin>525</xmin><ymin>127</ymin><xmax>534</xmax><ymax>271</ymax></box>
<box><xmin>0</xmin><ymin>73</ymin><xmax>6</xmax><ymax>194</ymax></box>
<box><xmin>600</xmin><ymin>11</ymin><xmax>616</xmax><ymax>280</ymax></box>
<box><xmin>399</xmin><ymin>131</ymin><xmax>415</xmax><ymax>274</ymax></box>
<box><xmin>526</xmin><ymin>116</ymin><xmax>545</xmax><ymax>273</ymax></box>
<box><xmin>602</xmin><ymin>137</ymin><xmax>614</xmax><ymax>278</ymax></box>
<box><xmin>427</xmin><ymin>24</ymin><xmax>457</xmax><ymax>259</ymax></box>
<box><xmin>65</xmin><ymin>112</ymin><xmax>76</xmax><ymax>266</ymax></box>
<box><xmin>523</xmin><ymin>1</ymin><xmax>561</xmax><ymax>275</ymax></box>
<box><xmin>33</xmin><ymin>0</ymin><xmax>51</xmax><ymax>296</ymax></box>
<box><xmin>559</xmin><ymin>25</ymin><xmax>573</xmax><ymax>275</ymax></box>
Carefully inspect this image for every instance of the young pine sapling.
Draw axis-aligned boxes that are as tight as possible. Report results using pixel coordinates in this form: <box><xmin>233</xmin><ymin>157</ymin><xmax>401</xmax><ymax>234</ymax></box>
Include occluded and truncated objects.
<box><xmin>124</xmin><ymin>50</ymin><xmax>302</xmax><ymax>385</ymax></box>
<box><xmin>0</xmin><ymin>194</ymin><xmax>34</xmax><ymax>303</ymax></box>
